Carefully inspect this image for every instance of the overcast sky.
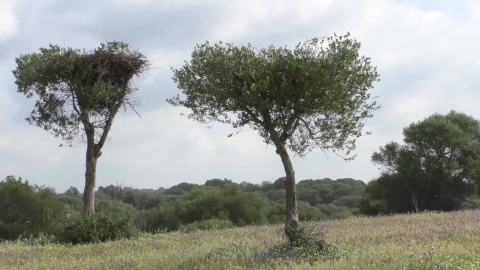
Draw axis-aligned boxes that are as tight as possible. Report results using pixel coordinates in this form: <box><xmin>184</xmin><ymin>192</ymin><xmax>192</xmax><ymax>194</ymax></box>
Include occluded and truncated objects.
<box><xmin>1</xmin><ymin>0</ymin><xmax>479</xmax><ymax>192</ymax></box>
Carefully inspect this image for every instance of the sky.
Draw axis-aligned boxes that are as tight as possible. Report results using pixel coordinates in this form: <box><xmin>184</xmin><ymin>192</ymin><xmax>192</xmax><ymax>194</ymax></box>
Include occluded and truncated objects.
<box><xmin>1</xmin><ymin>0</ymin><xmax>479</xmax><ymax>193</ymax></box>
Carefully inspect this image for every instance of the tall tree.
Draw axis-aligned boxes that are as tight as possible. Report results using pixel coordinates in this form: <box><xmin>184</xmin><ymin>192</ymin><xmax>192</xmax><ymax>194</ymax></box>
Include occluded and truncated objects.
<box><xmin>169</xmin><ymin>33</ymin><xmax>379</xmax><ymax>237</ymax></box>
<box><xmin>368</xmin><ymin>111</ymin><xmax>480</xmax><ymax>213</ymax></box>
<box><xmin>13</xmin><ymin>42</ymin><xmax>149</xmax><ymax>214</ymax></box>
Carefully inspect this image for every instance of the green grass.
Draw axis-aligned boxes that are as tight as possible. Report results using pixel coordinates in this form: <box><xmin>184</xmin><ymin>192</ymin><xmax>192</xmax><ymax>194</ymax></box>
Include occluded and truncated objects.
<box><xmin>2</xmin><ymin>210</ymin><xmax>480</xmax><ymax>269</ymax></box>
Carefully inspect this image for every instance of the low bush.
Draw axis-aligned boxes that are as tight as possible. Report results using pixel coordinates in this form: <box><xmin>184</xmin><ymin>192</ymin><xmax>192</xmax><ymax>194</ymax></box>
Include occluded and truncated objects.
<box><xmin>250</xmin><ymin>223</ymin><xmax>347</xmax><ymax>267</ymax></box>
<box><xmin>53</xmin><ymin>210</ymin><xmax>139</xmax><ymax>244</ymax></box>
<box><xmin>284</xmin><ymin>222</ymin><xmax>327</xmax><ymax>249</ymax></box>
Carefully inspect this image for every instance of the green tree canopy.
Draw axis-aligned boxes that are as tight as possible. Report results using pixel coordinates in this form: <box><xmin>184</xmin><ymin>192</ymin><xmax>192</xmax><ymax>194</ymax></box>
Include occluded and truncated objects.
<box><xmin>363</xmin><ymin>111</ymin><xmax>480</xmax><ymax>214</ymax></box>
<box><xmin>13</xmin><ymin>42</ymin><xmax>149</xmax><ymax>214</ymax></box>
<box><xmin>169</xmin><ymin>33</ymin><xmax>379</xmax><ymax>239</ymax></box>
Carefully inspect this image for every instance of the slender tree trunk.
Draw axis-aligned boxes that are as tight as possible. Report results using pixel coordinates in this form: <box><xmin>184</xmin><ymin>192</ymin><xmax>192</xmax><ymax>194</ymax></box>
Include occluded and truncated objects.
<box><xmin>276</xmin><ymin>142</ymin><xmax>299</xmax><ymax>228</ymax></box>
<box><xmin>83</xmin><ymin>141</ymin><xmax>99</xmax><ymax>215</ymax></box>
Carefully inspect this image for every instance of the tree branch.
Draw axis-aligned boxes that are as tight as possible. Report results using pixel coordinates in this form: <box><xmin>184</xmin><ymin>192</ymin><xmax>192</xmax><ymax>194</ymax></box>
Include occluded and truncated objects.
<box><xmin>243</xmin><ymin>106</ymin><xmax>265</xmax><ymax>126</ymax></box>
<box><xmin>298</xmin><ymin>117</ymin><xmax>319</xmax><ymax>142</ymax></box>
<box><xmin>95</xmin><ymin>88</ymin><xmax>127</xmax><ymax>156</ymax></box>
<box><xmin>281</xmin><ymin>115</ymin><xmax>299</xmax><ymax>141</ymax></box>
<box><xmin>69</xmin><ymin>85</ymin><xmax>81</xmax><ymax>116</ymax></box>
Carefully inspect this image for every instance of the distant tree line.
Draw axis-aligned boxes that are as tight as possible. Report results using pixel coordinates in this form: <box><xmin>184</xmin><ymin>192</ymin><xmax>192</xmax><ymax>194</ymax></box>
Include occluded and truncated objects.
<box><xmin>93</xmin><ymin>177</ymin><xmax>365</xmax><ymax>232</ymax></box>
<box><xmin>0</xmin><ymin>176</ymin><xmax>364</xmax><ymax>240</ymax></box>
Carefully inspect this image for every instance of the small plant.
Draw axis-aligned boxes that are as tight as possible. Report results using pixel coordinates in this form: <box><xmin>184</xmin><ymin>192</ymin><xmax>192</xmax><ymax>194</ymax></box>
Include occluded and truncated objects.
<box><xmin>53</xmin><ymin>210</ymin><xmax>139</xmax><ymax>244</ymax></box>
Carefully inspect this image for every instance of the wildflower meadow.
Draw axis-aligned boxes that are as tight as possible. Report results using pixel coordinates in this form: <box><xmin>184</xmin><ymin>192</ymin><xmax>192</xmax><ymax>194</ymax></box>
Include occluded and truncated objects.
<box><xmin>2</xmin><ymin>210</ymin><xmax>480</xmax><ymax>269</ymax></box>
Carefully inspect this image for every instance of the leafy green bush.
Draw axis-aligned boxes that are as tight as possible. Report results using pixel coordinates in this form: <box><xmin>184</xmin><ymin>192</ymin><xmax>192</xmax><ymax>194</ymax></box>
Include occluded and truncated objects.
<box><xmin>53</xmin><ymin>211</ymin><xmax>139</xmax><ymax>244</ymax></box>
<box><xmin>284</xmin><ymin>222</ymin><xmax>326</xmax><ymax>249</ymax></box>
<box><xmin>250</xmin><ymin>223</ymin><xmax>347</xmax><ymax>268</ymax></box>
<box><xmin>179</xmin><ymin>219</ymin><xmax>233</xmax><ymax>232</ymax></box>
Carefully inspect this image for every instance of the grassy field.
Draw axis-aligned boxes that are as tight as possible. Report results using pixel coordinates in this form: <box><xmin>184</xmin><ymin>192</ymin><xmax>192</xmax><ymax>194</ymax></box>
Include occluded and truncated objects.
<box><xmin>2</xmin><ymin>210</ymin><xmax>480</xmax><ymax>269</ymax></box>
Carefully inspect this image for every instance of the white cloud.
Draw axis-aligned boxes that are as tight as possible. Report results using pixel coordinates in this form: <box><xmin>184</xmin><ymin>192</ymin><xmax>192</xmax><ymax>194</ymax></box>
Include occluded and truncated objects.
<box><xmin>0</xmin><ymin>0</ymin><xmax>17</xmax><ymax>44</ymax></box>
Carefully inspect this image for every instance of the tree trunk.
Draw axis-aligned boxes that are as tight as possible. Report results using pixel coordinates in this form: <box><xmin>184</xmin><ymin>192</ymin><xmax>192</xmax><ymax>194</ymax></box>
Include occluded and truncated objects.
<box><xmin>83</xmin><ymin>142</ymin><xmax>99</xmax><ymax>215</ymax></box>
<box><xmin>276</xmin><ymin>142</ymin><xmax>299</xmax><ymax>228</ymax></box>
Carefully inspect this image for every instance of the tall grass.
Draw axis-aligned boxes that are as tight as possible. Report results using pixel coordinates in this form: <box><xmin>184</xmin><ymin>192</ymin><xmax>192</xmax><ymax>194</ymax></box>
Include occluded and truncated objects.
<box><xmin>2</xmin><ymin>210</ymin><xmax>480</xmax><ymax>269</ymax></box>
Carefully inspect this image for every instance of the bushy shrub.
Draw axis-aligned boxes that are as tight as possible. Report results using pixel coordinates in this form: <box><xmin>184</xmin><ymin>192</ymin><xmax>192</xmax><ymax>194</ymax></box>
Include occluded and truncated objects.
<box><xmin>179</xmin><ymin>219</ymin><xmax>233</xmax><ymax>232</ymax></box>
<box><xmin>53</xmin><ymin>211</ymin><xmax>139</xmax><ymax>244</ymax></box>
<box><xmin>284</xmin><ymin>222</ymin><xmax>326</xmax><ymax>249</ymax></box>
<box><xmin>249</xmin><ymin>223</ymin><xmax>347</xmax><ymax>268</ymax></box>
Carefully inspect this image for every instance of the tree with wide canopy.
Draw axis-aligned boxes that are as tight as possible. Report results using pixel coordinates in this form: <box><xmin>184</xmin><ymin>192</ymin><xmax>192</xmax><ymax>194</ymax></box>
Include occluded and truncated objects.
<box><xmin>363</xmin><ymin>111</ymin><xmax>480</xmax><ymax>214</ymax></box>
<box><xmin>169</xmin><ymin>33</ymin><xmax>380</xmax><ymax>238</ymax></box>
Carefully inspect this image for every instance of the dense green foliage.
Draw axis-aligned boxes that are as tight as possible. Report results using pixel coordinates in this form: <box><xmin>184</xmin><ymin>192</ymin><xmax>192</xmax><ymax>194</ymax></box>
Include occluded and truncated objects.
<box><xmin>0</xmin><ymin>175</ymin><xmax>364</xmax><ymax>240</ymax></box>
<box><xmin>297</xmin><ymin>178</ymin><xmax>365</xmax><ymax>207</ymax></box>
<box><xmin>53</xmin><ymin>210</ymin><xmax>138</xmax><ymax>244</ymax></box>
<box><xmin>130</xmin><ymin>178</ymin><xmax>364</xmax><ymax>232</ymax></box>
<box><xmin>0</xmin><ymin>176</ymin><xmax>64</xmax><ymax>240</ymax></box>
<box><xmin>361</xmin><ymin>111</ymin><xmax>480</xmax><ymax>215</ymax></box>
